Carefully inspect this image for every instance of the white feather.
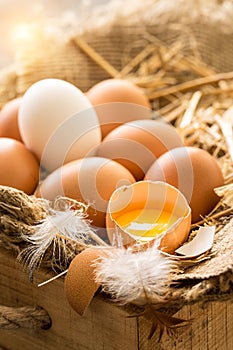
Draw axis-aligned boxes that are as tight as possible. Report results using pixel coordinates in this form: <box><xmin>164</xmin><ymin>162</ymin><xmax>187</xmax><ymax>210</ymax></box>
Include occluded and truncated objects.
<box><xmin>94</xmin><ymin>246</ymin><xmax>178</xmax><ymax>305</ymax></box>
<box><xmin>18</xmin><ymin>202</ymin><xmax>105</xmax><ymax>278</ymax></box>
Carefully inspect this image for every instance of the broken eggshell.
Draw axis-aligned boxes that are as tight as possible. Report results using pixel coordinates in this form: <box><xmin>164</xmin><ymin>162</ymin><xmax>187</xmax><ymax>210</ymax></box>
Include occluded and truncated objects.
<box><xmin>64</xmin><ymin>247</ymin><xmax>117</xmax><ymax>316</ymax></box>
<box><xmin>106</xmin><ymin>181</ymin><xmax>191</xmax><ymax>254</ymax></box>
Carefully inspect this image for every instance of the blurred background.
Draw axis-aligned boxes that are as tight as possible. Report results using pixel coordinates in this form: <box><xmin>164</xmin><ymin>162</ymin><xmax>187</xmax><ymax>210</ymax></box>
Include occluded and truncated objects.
<box><xmin>0</xmin><ymin>0</ymin><xmax>108</xmax><ymax>68</ymax></box>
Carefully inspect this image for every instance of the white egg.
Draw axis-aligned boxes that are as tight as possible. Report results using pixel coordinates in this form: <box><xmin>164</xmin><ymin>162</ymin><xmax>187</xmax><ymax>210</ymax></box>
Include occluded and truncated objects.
<box><xmin>18</xmin><ymin>79</ymin><xmax>101</xmax><ymax>172</ymax></box>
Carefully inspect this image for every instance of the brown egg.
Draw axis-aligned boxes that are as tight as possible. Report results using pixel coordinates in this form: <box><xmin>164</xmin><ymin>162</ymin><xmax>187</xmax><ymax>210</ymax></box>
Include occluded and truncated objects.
<box><xmin>37</xmin><ymin>157</ymin><xmax>135</xmax><ymax>228</ymax></box>
<box><xmin>145</xmin><ymin>146</ymin><xmax>224</xmax><ymax>223</ymax></box>
<box><xmin>95</xmin><ymin>120</ymin><xmax>184</xmax><ymax>181</ymax></box>
<box><xmin>0</xmin><ymin>97</ymin><xmax>23</xmax><ymax>141</ymax></box>
<box><xmin>86</xmin><ymin>79</ymin><xmax>152</xmax><ymax>138</ymax></box>
<box><xmin>0</xmin><ymin>137</ymin><xmax>39</xmax><ymax>194</ymax></box>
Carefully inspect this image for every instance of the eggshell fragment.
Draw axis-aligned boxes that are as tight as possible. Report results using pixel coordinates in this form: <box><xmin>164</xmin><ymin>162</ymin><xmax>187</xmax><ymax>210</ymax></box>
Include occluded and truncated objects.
<box><xmin>145</xmin><ymin>146</ymin><xmax>224</xmax><ymax>223</ymax></box>
<box><xmin>0</xmin><ymin>97</ymin><xmax>23</xmax><ymax>141</ymax></box>
<box><xmin>175</xmin><ymin>225</ymin><xmax>215</xmax><ymax>259</ymax></box>
<box><xmin>96</xmin><ymin>119</ymin><xmax>184</xmax><ymax>181</ymax></box>
<box><xmin>86</xmin><ymin>79</ymin><xmax>151</xmax><ymax>138</ymax></box>
<box><xmin>64</xmin><ymin>248</ymin><xmax>102</xmax><ymax>316</ymax></box>
<box><xmin>37</xmin><ymin>157</ymin><xmax>135</xmax><ymax>228</ymax></box>
<box><xmin>106</xmin><ymin>180</ymin><xmax>191</xmax><ymax>254</ymax></box>
<box><xmin>65</xmin><ymin>247</ymin><xmax>117</xmax><ymax>316</ymax></box>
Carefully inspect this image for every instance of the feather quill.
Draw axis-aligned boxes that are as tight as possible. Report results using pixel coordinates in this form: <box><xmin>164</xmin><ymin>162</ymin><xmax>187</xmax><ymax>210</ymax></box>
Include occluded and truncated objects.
<box><xmin>94</xmin><ymin>246</ymin><xmax>178</xmax><ymax>305</ymax></box>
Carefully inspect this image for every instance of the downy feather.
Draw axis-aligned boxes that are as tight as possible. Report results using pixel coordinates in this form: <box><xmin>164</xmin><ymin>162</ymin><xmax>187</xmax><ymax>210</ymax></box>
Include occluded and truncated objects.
<box><xmin>18</xmin><ymin>198</ymin><xmax>106</xmax><ymax>278</ymax></box>
<box><xmin>94</xmin><ymin>246</ymin><xmax>178</xmax><ymax>305</ymax></box>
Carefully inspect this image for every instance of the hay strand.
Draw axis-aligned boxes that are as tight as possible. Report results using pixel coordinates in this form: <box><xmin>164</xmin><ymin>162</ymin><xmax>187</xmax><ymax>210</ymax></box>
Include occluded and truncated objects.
<box><xmin>71</xmin><ymin>36</ymin><xmax>120</xmax><ymax>78</ymax></box>
<box><xmin>147</xmin><ymin>71</ymin><xmax>233</xmax><ymax>100</ymax></box>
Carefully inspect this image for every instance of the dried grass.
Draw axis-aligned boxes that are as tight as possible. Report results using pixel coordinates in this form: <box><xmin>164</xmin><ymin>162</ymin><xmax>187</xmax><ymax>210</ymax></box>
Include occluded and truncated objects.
<box><xmin>71</xmin><ymin>32</ymin><xmax>233</xmax><ymax>233</ymax></box>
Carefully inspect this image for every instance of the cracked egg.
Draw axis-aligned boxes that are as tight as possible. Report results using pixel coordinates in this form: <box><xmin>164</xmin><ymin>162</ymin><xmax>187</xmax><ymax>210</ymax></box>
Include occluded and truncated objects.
<box><xmin>106</xmin><ymin>180</ymin><xmax>191</xmax><ymax>254</ymax></box>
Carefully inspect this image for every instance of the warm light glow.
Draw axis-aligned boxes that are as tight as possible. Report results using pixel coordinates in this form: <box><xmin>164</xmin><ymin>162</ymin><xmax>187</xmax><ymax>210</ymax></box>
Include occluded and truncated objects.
<box><xmin>11</xmin><ymin>23</ymin><xmax>35</xmax><ymax>43</ymax></box>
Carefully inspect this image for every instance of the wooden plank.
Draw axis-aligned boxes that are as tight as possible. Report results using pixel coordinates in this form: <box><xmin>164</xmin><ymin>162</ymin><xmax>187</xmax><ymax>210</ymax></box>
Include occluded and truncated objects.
<box><xmin>226</xmin><ymin>301</ymin><xmax>233</xmax><ymax>350</ymax></box>
<box><xmin>1</xmin><ymin>245</ymin><xmax>233</xmax><ymax>350</ymax></box>
<box><xmin>138</xmin><ymin>300</ymin><xmax>233</xmax><ymax>349</ymax></box>
<box><xmin>0</xmin><ymin>247</ymin><xmax>138</xmax><ymax>350</ymax></box>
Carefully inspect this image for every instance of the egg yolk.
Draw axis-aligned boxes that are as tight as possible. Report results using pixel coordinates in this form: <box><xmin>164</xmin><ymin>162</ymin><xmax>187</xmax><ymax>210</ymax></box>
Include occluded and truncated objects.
<box><xmin>116</xmin><ymin>208</ymin><xmax>178</xmax><ymax>241</ymax></box>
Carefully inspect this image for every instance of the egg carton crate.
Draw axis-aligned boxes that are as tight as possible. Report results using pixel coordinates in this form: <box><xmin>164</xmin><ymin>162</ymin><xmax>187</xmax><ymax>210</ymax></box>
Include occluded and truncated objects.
<box><xmin>1</xmin><ymin>0</ymin><xmax>233</xmax><ymax>349</ymax></box>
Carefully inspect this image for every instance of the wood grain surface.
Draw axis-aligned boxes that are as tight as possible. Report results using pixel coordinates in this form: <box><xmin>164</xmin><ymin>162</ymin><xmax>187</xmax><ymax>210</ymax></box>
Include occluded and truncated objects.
<box><xmin>1</xmin><ymin>246</ymin><xmax>233</xmax><ymax>350</ymax></box>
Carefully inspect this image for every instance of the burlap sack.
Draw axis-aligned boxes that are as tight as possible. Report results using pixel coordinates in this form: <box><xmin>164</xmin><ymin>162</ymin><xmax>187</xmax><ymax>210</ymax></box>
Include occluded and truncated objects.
<box><xmin>1</xmin><ymin>0</ymin><xmax>233</xmax><ymax>103</ymax></box>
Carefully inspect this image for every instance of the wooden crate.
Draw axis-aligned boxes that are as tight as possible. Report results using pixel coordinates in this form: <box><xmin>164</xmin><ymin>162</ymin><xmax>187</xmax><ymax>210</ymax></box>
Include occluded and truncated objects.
<box><xmin>1</xmin><ymin>246</ymin><xmax>233</xmax><ymax>350</ymax></box>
